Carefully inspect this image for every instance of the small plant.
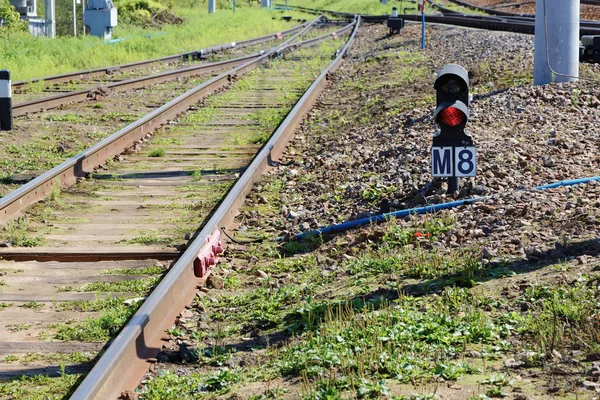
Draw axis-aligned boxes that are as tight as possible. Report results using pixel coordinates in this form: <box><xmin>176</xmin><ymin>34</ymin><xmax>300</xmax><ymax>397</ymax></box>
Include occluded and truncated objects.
<box><xmin>204</xmin><ymin>368</ymin><xmax>240</xmax><ymax>393</ymax></box>
<box><xmin>21</xmin><ymin>301</ymin><xmax>43</xmax><ymax>310</ymax></box>
<box><xmin>148</xmin><ymin>148</ymin><xmax>166</xmax><ymax>157</ymax></box>
<box><xmin>457</xmin><ymin>256</ymin><xmax>482</xmax><ymax>288</ymax></box>
<box><xmin>3</xmin><ymin>219</ymin><xmax>45</xmax><ymax>247</ymax></box>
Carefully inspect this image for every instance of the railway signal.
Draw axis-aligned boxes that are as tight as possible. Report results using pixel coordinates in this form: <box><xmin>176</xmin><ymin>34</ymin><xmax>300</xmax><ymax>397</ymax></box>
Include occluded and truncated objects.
<box><xmin>431</xmin><ymin>64</ymin><xmax>475</xmax><ymax>193</ymax></box>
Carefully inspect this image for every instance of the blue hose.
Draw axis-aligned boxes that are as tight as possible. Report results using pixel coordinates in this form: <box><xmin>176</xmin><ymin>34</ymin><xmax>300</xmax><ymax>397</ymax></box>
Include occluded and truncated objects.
<box><xmin>292</xmin><ymin>175</ymin><xmax>600</xmax><ymax>241</ymax></box>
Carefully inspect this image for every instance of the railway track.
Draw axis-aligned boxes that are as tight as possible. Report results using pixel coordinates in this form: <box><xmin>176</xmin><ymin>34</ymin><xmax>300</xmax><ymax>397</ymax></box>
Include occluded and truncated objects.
<box><xmin>0</xmin><ymin>21</ymin><xmax>350</xmax><ymax>196</ymax></box>
<box><xmin>10</xmin><ymin>23</ymin><xmax>313</xmax><ymax>116</ymax></box>
<box><xmin>0</xmin><ymin>15</ymin><xmax>359</xmax><ymax>400</ymax></box>
<box><xmin>278</xmin><ymin>3</ymin><xmax>600</xmax><ymax>36</ymax></box>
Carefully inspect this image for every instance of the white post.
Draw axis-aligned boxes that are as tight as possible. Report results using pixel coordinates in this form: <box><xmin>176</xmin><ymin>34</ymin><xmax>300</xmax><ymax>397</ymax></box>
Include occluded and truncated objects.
<box><xmin>208</xmin><ymin>0</ymin><xmax>215</xmax><ymax>13</ymax></box>
<box><xmin>82</xmin><ymin>0</ymin><xmax>86</xmax><ymax>34</ymax></box>
<box><xmin>45</xmin><ymin>0</ymin><xmax>56</xmax><ymax>38</ymax></box>
<box><xmin>73</xmin><ymin>0</ymin><xmax>77</xmax><ymax>36</ymax></box>
<box><xmin>534</xmin><ymin>0</ymin><xmax>579</xmax><ymax>85</ymax></box>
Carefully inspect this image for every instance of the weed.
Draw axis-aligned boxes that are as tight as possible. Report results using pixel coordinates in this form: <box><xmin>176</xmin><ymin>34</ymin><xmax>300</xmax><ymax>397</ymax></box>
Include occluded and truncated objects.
<box><xmin>52</xmin><ymin>300</ymin><xmax>141</xmax><ymax>341</ymax></box>
<box><xmin>78</xmin><ymin>276</ymin><xmax>160</xmax><ymax>294</ymax></box>
<box><xmin>148</xmin><ymin>148</ymin><xmax>166</xmax><ymax>157</ymax></box>
<box><xmin>102</xmin><ymin>265</ymin><xmax>166</xmax><ymax>275</ymax></box>
<box><xmin>7</xmin><ymin>323</ymin><xmax>32</xmax><ymax>332</ymax></box>
<box><xmin>0</xmin><ymin>302</ymin><xmax>12</xmax><ymax>310</ymax></box>
<box><xmin>21</xmin><ymin>301</ymin><xmax>44</xmax><ymax>310</ymax></box>
<box><xmin>2</xmin><ymin>219</ymin><xmax>45</xmax><ymax>247</ymax></box>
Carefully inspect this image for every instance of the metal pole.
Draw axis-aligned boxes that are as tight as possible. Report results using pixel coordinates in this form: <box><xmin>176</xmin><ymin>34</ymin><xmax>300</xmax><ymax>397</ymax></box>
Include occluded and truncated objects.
<box><xmin>534</xmin><ymin>0</ymin><xmax>579</xmax><ymax>84</ymax></box>
<box><xmin>233</xmin><ymin>0</ymin><xmax>236</xmax><ymax>13</ymax></box>
<box><xmin>82</xmin><ymin>0</ymin><xmax>86</xmax><ymax>34</ymax></box>
<box><xmin>208</xmin><ymin>0</ymin><xmax>215</xmax><ymax>13</ymax></box>
<box><xmin>447</xmin><ymin>177</ymin><xmax>459</xmax><ymax>194</ymax></box>
<box><xmin>73</xmin><ymin>0</ymin><xmax>77</xmax><ymax>36</ymax></box>
<box><xmin>421</xmin><ymin>7</ymin><xmax>425</xmax><ymax>49</ymax></box>
<box><xmin>45</xmin><ymin>0</ymin><xmax>56</xmax><ymax>38</ymax></box>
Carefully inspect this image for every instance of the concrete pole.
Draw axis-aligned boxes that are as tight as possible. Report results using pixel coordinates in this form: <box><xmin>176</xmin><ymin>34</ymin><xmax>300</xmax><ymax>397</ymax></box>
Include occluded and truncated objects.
<box><xmin>208</xmin><ymin>0</ymin><xmax>215</xmax><ymax>13</ymax></box>
<box><xmin>73</xmin><ymin>0</ymin><xmax>77</xmax><ymax>36</ymax></box>
<box><xmin>45</xmin><ymin>0</ymin><xmax>55</xmax><ymax>38</ymax></box>
<box><xmin>534</xmin><ymin>0</ymin><xmax>579</xmax><ymax>85</ymax></box>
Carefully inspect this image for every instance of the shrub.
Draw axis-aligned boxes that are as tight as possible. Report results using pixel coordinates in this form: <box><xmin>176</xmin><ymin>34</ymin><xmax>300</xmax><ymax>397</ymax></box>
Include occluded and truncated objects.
<box><xmin>0</xmin><ymin>0</ymin><xmax>28</xmax><ymax>37</ymax></box>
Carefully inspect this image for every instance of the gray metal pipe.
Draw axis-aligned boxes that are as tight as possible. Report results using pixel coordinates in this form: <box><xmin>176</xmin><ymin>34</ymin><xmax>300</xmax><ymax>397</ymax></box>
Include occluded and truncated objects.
<box><xmin>208</xmin><ymin>0</ymin><xmax>215</xmax><ymax>13</ymax></box>
<box><xmin>534</xmin><ymin>0</ymin><xmax>579</xmax><ymax>84</ymax></box>
<box><xmin>44</xmin><ymin>0</ymin><xmax>56</xmax><ymax>38</ymax></box>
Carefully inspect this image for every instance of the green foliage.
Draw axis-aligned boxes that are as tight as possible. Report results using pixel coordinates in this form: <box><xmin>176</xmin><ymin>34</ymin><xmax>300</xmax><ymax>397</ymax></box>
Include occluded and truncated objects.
<box><xmin>78</xmin><ymin>276</ymin><xmax>160</xmax><ymax>293</ymax></box>
<box><xmin>0</xmin><ymin>0</ymin><xmax>28</xmax><ymax>37</ymax></box>
<box><xmin>140</xmin><ymin>368</ymin><xmax>241</xmax><ymax>399</ymax></box>
<box><xmin>278</xmin><ymin>289</ymin><xmax>502</xmax><ymax>382</ymax></box>
<box><xmin>3</xmin><ymin>219</ymin><xmax>46</xmax><ymax>247</ymax></box>
<box><xmin>148</xmin><ymin>147</ymin><xmax>166</xmax><ymax>157</ymax></box>
<box><xmin>2</xmin><ymin>7</ymin><xmax>309</xmax><ymax>81</ymax></box>
<box><xmin>0</xmin><ymin>373</ymin><xmax>81</xmax><ymax>399</ymax></box>
<box><xmin>52</xmin><ymin>299</ymin><xmax>141</xmax><ymax>341</ymax></box>
<box><xmin>115</xmin><ymin>0</ymin><xmax>173</xmax><ymax>27</ymax></box>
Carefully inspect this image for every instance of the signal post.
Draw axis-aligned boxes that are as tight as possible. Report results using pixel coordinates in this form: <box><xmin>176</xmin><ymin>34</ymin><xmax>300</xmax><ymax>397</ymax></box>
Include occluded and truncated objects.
<box><xmin>431</xmin><ymin>64</ymin><xmax>475</xmax><ymax>193</ymax></box>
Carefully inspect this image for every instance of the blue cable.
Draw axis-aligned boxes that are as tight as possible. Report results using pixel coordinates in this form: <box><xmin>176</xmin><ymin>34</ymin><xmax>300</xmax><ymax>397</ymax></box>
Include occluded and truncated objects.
<box><xmin>291</xmin><ymin>175</ymin><xmax>600</xmax><ymax>241</ymax></box>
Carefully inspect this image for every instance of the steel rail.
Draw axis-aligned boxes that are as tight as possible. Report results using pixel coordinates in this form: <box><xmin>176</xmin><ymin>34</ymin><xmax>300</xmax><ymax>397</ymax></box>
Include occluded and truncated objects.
<box><xmin>68</xmin><ymin>16</ymin><xmax>359</xmax><ymax>400</ymax></box>
<box><xmin>0</xmin><ymin>15</ymin><xmax>323</xmax><ymax>225</ymax></box>
<box><xmin>279</xmin><ymin>3</ymin><xmax>600</xmax><ymax>36</ymax></box>
<box><xmin>442</xmin><ymin>0</ymin><xmax>534</xmax><ymax>16</ymax></box>
<box><xmin>12</xmin><ymin>54</ymin><xmax>258</xmax><ymax>116</ymax></box>
<box><xmin>12</xmin><ymin>23</ymin><xmax>309</xmax><ymax>89</ymax></box>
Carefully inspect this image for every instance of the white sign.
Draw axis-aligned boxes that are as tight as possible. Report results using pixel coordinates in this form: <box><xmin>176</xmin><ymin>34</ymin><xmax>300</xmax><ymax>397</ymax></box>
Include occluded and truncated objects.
<box><xmin>431</xmin><ymin>147</ymin><xmax>453</xmax><ymax>177</ymax></box>
<box><xmin>431</xmin><ymin>146</ymin><xmax>476</xmax><ymax>177</ymax></box>
<box><xmin>454</xmin><ymin>147</ymin><xmax>476</xmax><ymax>177</ymax></box>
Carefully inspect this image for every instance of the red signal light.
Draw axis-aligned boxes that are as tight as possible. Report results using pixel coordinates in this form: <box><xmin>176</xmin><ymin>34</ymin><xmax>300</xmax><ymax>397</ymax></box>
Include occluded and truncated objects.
<box><xmin>438</xmin><ymin>107</ymin><xmax>466</xmax><ymax>127</ymax></box>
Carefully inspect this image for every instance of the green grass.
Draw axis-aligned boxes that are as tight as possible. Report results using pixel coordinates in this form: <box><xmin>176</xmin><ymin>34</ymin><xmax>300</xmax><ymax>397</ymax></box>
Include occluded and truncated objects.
<box><xmin>0</xmin><ymin>372</ymin><xmax>82</xmax><ymax>400</ymax></box>
<box><xmin>1</xmin><ymin>219</ymin><xmax>46</xmax><ymax>247</ymax></box>
<box><xmin>20</xmin><ymin>301</ymin><xmax>44</xmax><ymax>310</ymax></box>
<box><xmin>102</xmin><ymin>265</ymin><xmax>166</xmax><ymax>275</ymax></box>
<box><xmin>148</xmin><ymin>147</ymin><xmax>166</xmax><ymax>157</ymax></box>
<box><xmin>52</xmin><ymin>297</ymin><xmax>143</xmax><ymax>341</ymax></box>
<box><xmin>78</xmin><ymin>276</ymin><xmax>161</xmax><ymax>294</ymax></box>
<box><xmin>2</xmin><ymin>6</ymin><xmax>310</xmax><ymax>81</ymax></box>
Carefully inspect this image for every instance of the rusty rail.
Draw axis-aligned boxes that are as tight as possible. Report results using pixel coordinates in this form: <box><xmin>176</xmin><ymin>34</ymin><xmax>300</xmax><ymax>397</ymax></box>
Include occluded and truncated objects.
<box><xmin>68</xmin><ymin>15</ymin><xmax>360</xmax><ymax>400</ymax></box>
